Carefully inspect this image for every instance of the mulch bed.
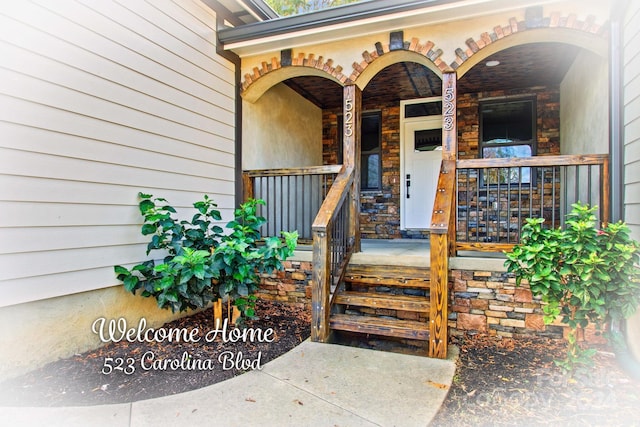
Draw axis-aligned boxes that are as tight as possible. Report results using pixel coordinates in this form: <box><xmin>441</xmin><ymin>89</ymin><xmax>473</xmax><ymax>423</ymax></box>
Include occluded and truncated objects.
<box><xmin>431</xmin><ymin>334</ymin><xmax>640</xmax><ymax>426</ymax></box>
<box><xmin>1</xmin><ymin>302</ymin><xmax>639</xmax><ymax>427</ymax></box>
<box><xmin>0</xmin><ymin>300</ymin><xmax>311</xmax><ymax>407</ymax></box>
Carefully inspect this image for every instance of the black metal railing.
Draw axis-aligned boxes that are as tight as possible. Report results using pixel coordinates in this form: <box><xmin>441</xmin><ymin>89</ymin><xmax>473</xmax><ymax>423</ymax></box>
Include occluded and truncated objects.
<box><xmin>455</xmin><ymin>154</ymin><xmax>609</xmax><ymax>250</ymax></box>
<box><xmin>243</xmin><ymin>165</ymin><xmax>341</xmax><ymax>241</ymax></box>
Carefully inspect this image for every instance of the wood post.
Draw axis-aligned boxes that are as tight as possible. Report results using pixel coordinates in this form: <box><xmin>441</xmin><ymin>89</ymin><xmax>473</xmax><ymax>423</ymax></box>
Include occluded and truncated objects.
<box><xmin>426</xmin><ymin>72</ymin><xmax>456</xmax><ymax>358</ymax></box>
<box><xmin>601</xmin><ymin>156</ymin><xmax>610</xmax><ymax>226</ymax></box>
<box><xmin>442</xmin><ymin>71</ymin><xmax>457</xmax><ymax>162</ymax></box>
<box><xmin>442</xmin><ymin>71</ymin><xmax>457</xmax><ymax>256</ymax></box>
<box><xmin>311</xmin><ymin>227</ymin><xmax>331</xmax><ymax>342</ymax></box>
<box><xmin>213</xmin><ymin>298</ymin><xmax>223</xmax><ymax>328</ymax></box>
<box><xmin>343</xmin><ymin>84</ymin><xmax>362</xmax><ymax>252</ymax></box>
<box><xmin>242</xmin><ymin>172</ymin><xmax>253</xmax><ymax>202</ymax></box>
<box><xmin>429</xmin><ymin>160</ymin><xmax>455</xmax><ymax>358</ymax></box>
<box><xmin>213</xmin><ymin>298</ymin><xmax>241</xmax><ymax>327</ymax></box>
<box><xmin>429</xmin><ymin>232</ymin><xmax>449</xmax><ymax>358</ymax></box>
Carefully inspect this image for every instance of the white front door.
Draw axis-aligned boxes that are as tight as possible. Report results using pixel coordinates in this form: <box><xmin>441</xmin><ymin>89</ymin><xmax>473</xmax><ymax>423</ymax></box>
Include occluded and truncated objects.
<box><xmin>402</xmin><ymin>118</ymin><xmax>442</xmax><ymax>229</ymax></box>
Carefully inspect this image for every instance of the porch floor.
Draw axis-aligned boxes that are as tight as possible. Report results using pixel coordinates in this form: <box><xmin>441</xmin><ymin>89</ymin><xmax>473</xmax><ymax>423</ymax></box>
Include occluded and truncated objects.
<box><xmin>292</xmin><ymin>239</ymin><xmax>507</xmax><ymax>271</ymax></box>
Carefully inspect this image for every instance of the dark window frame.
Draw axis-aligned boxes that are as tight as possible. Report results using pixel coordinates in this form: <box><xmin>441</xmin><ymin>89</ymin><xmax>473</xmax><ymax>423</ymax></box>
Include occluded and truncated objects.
<box><xmin>360</xmin><ymin>111</ymin><xmax>382</xmax><ymax>191</ymax></box>
<box><xmin>479</xmin><ymin>96</ymin><xmax>537</xmax><ymax>187</ymax></box>
<box><xmin>338</xmin><ymin>110</ymin><xmax>382</xmax><ymax>191</ymax></box>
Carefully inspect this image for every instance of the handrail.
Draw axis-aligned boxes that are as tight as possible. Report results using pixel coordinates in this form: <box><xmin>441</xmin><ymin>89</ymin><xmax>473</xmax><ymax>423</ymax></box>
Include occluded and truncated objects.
<box><xmin>243</xmin><ymin>165</ymin><xmax>342</xmax><ymax>178</ymax></box>
<box><xmin>312</xmin><ymin>166</ymin><xmax>354</xmax><ymax>229</ymax></box>
<box><xmin>428</xmin><ymin>160</ymin><xmax>456</xmax><ymax>358</ymax></box>
<box><xmin>457</xmin><ymin>154</ymin><xmax>608</xmax><ymax>169</ymax></box>
<box><xmin>311</xmin><ymin>165</ymin><xmax>355</xmax><ymax>342</ymax></box>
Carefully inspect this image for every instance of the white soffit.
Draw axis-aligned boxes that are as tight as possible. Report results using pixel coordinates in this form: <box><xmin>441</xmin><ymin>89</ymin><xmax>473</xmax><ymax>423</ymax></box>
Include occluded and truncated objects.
<box><xmin>225</xmin><ymin>0</ymin><xmax>561</xmax><ymax>57</ymax></box>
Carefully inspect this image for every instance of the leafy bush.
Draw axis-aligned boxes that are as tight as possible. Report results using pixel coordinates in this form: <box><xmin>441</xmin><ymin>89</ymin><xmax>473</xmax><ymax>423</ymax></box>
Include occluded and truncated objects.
<box><xmin>505</xmin><ymin>203</ymin><xmax>640</xmax><ymax>372</ymax></box>
<box><xmin>115</xmin><ymin>194</ymin><xmax>297</xmax><ymax>316</ymax></box>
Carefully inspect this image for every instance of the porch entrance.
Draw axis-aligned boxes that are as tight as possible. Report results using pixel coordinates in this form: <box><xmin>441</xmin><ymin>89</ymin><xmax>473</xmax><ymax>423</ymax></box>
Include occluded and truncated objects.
<box><xmin>401</xmin><ymin>104</ymin><xmax>442</xmax><ymax>230</ymax></box>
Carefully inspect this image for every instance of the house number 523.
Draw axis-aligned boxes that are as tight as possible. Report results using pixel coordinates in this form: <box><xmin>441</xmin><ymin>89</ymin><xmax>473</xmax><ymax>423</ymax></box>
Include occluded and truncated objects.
<box><xmin>344</xmin><ymin>98</ymin><xmax>353</xmax><ymax>137</ymax></box>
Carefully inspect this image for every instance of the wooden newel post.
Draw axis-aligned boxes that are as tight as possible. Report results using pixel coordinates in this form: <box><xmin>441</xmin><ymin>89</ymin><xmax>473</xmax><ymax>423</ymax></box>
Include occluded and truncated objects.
<box><xmin>428</xmin><ymin>71</ymin><xmax>457</xmax><ymax>359</ymax></box>
<box><xmin>242</xmin><ymin>172</ymin><xmax>253</xmax><ymax>202</ymax></box>
<box><xmin>343</xmin><ymin>84</ymin><xmax>361</xmax><ymax>252</ymax></box>
<box><xmin>311</xmin><ymin>228</ymin><xmax>331</xmax><ymax>342</ymax></box>
<box><xmin>442</xmin><ymin>71</ymin><xmax>457</xmax><ymax>257</ymax></box>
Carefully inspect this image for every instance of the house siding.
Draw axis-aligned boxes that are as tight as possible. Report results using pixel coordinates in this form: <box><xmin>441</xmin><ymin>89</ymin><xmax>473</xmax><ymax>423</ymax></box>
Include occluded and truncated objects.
<box><xmin>623</xmin><ymin>0</ymin><xmax>640</xmax><ymax>364</ymax></box>
<box><xmin>0</xmin><ymin>0</ymin><xmax>236</xmax><ymax>307</ymax></box>
<box><xmin>624</xmin><ymin>1</ymin><xmax>640</xmax><ymax>239</ymax></box>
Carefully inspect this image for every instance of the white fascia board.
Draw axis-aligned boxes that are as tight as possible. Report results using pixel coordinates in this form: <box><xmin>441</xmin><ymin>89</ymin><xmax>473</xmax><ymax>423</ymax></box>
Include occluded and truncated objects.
<box><xmin>225</xmin><ymin>0</ymin><xmax>558</xmax><ymax>57</ymax></box>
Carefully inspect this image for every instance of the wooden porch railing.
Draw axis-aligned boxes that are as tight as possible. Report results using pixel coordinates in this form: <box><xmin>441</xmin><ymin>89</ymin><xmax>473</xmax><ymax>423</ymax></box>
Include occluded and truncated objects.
<box><xmin>311</xmin><ymin>166</ymin><xmax>356</xmax><ymax>342</ymax></box>
<box><xmin>243</xmin><ymin>165</ymin><xmax>342</xmax><ymax>241</ymax></box>
<box><xmin>456</xmin><ymin>154</ymin><xmax>610</xmax><ymax>252</ymax></box>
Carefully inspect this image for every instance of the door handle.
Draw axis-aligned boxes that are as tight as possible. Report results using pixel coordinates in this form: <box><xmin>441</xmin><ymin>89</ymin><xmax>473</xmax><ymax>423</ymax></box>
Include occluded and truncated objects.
<box><xmin>406</xmin><ymin>174</ymin><xmax>411</xmax><ymax>199</ymax></box>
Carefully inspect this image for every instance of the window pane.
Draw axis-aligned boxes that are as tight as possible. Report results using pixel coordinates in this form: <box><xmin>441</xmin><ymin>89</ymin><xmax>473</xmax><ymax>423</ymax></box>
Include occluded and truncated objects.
<box><xmin>481</xmin><ymin>100</ymin><xmax>533</xmax><ymax>142</ymax></box>
<box><xmin>362</xmin><ymin>153</ymin><xmax>380</xmax><ymax>190</ymax></box>
<box><xmin>484</xmin><ymin>167</ymin><xmax>531</xmax><ymax>184</ymax></box>
<box><xmin>482</xmin><ymin>145</ymin><xmax>532</xmax><ymax>184</ymax></box>
<box><xmin>362</xmin><ymin>114</ymin><xmax>380</xmax><ymax>152</ymax></box>
<box><xmin>415</xmin><ymin>129</ymin><xmax>441</xmax><ymax>151</ymax></box>
<box><xmin>405</xmin><ymin>101</ymin><xmax>442</xmax><ymax>118</ymax></box>
<box><xmin>482</xmin><ymin>145</ymin><xmax>532</xmax><ymax>159</ymax></box>
<box><xmin>361</xmin><ymin>112</ymin><xmax>381</xmax><ymax>190</ymax></box>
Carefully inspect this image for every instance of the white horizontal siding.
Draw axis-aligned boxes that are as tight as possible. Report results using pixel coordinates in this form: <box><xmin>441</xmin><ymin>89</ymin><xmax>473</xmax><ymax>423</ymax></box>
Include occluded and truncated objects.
<box><xmin>0</xmin><ymin>174</ymin><xmax>235</xmax><ymax>211</ymax></box>
<box><xmin>624</xmin><ymin>1</ymin><xmax>640</xmax><ymax>240</ymax></box>
<box><xmin>0</xmin><ymin>0</ymin><xmax>237</xmax><ymax>306</ymax></box>
<box><xmin>0</xmin><ymin>225</ymin><xmax>147</xmax><ymax>255</ymax></box>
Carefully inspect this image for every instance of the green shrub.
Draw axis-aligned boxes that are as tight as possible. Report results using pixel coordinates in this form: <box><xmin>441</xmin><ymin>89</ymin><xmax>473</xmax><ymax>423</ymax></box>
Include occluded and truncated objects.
<box><xmin>504</xmin><ymin>203</ymin><xmax>640</xmax><ymax>373</ymax></box>
<box><xmin>115</xmin><ymin>194</ymin><xmax>297</xmax><ymax>316</ymax></box>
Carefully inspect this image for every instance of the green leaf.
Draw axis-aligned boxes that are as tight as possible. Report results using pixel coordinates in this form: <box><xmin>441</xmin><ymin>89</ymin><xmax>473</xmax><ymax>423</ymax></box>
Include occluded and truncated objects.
<box><xmin>139</xmin><ymin>199</ymin><xmax>155</xmax><ymax>214</ymax></box>
<box><xmin>114</xmin><ymin>265</ymin><xmax>129</xmax><ymax>275</ymax></box>
<box><xmin>193</xmin><ymin>263</ymin><xmax>205</xmax><ymax>280</ymax></box>
<box><xmin>141</xmin><ymin>224</ymin><xmax>157</xmax><ymax>235</ymax></box>
<box><xmin>123</xmin><ymin>275</ymin><xmax>139</xmax><ymax>292</ymax></box>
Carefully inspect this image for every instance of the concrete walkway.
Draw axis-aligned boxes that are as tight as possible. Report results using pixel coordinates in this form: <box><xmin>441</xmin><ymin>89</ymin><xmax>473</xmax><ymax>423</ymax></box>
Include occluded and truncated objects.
<box><xmin>1</xmin><ymin>341</ymin><xmax>457</xmax><ymax>427</ymax></box>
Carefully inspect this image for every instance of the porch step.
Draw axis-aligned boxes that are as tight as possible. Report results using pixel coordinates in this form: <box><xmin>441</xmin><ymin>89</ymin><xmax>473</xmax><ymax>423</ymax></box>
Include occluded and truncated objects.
<box><xmin>329</xmin><ymin>314</ymin><xmax>430</xmax><ymax>340</ymax></box>
<box><xmin>344</xmin><ymin>265</ymin><xmax>430</xmax><ymax>288</ymax></box>
<box><xmin>334</xmin><ymin>291</ymin><xmax>429</xmax><ymax>313</ymax></box>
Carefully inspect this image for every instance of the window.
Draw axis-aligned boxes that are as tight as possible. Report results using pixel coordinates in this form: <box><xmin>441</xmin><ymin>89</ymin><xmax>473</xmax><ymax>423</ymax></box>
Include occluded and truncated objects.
<box><xmin>361</xmin><ymin>112</ymin><xmax>381</xmax><ymax>191</ymax></box>
<box><xmin>337</xmin><ymin>111</ymin><xmax>382</xmax><ymax>191</ymax></box>
<box><xmin>480</xmin><ymin>97</ymin><xmax>536</xmax><ymax>184</ymax></box>
<box><xmin>404</xmin><ymin>100</ymin><xmax>442</xmax><ymax>118</ymax></box>
<box><xmin>414</xmin><ymin>129</ymin><xmax>442</xmax><ymax>151</ymax></box>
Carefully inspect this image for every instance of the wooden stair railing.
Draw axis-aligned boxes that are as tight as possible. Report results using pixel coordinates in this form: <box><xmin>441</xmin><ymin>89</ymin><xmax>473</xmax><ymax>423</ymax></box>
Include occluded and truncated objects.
<box><xmin>311</xmin><ymin>166</ymin><xmax>356</xmax><ymax>342</ymax></box>
<box><xmin>428</xmin><ymin>159</ymin><xmax>457</xmax><ymax>358</ymax></box>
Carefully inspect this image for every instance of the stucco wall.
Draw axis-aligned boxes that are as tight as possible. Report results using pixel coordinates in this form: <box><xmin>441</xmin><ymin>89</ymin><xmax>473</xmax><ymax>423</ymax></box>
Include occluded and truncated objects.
<box><xmin>239</xmin><ymin>0</ymin><xmax>609</xmax><ymax>83</ymax></box>
<box><xmin>560</xmin><ymin>49</ymin><xmax>609</xmax><ymax>155</ymax></box>
<box><xmin>0</xmin><ymin>286</ymin><xmax>189</xmax><ymax>381</ymax></box>
<box><xmin>242</xmin><ymin>83</ymin><xmax>322</xmax><ymax>169</ymax></box>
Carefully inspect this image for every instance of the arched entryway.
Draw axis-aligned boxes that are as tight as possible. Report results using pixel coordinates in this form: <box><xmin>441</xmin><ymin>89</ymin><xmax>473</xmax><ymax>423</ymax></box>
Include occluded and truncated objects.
<box><xmin>241</xmin><ymin>48</ymin><xmax>445</xmax><ymax>240</ymax></box>
<box><xmin>454</xmin><ymin>29</ymin><xmax>610</xmax><ymax>248</ymax></box>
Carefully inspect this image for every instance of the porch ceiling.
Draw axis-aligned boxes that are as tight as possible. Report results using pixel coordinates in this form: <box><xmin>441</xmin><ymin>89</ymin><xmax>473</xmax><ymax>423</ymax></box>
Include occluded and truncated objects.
<box><xmin>283</xmin><ymin>42</ymin><xmax>580</xmax><ymax>110</ymax></box>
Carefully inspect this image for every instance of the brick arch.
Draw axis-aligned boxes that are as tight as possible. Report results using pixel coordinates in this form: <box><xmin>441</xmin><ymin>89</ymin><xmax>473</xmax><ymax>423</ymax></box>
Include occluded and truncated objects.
<box><xmin>351</xmin><ymin>41</ymin><xmax>446</xmax><ymax>90</ymax></box>
<box><xmin>241</xmin><ymin>54</ymin><xmax>348</xmax><ymax>103</ymax></box>
<box><xmin>452</xmin><ymin>12</ymin><xmax>608</xmax><ymax>77</ymax></box>
<box><xmin>241</xmin><ymin>35</ymin><xmax>447</xmax><ymax>102</ymax></box>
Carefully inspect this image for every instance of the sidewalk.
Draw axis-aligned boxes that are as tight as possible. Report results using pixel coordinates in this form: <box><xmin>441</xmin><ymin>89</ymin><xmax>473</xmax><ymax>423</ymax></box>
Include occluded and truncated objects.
<box><xmin>0</xmin><ymin>341</ymin><xmax>457</xmax><ymax>427</ymax></box>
